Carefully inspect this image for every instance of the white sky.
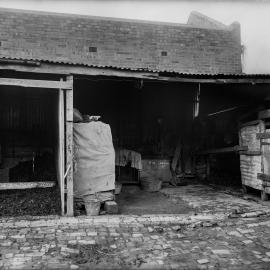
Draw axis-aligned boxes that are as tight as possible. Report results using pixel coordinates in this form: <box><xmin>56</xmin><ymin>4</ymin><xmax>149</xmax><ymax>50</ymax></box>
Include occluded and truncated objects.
<box><xmin>0</xmin><ymin>0</ymin><xmax>270</xmax><ymax>74</ymax></box>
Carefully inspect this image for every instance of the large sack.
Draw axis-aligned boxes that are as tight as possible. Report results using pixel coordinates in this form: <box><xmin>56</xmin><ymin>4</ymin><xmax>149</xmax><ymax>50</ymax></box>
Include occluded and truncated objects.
<box><xmin>73</xmin><ymin>122</ymin><xmax>115</xmax><ymax>197</ymax></box>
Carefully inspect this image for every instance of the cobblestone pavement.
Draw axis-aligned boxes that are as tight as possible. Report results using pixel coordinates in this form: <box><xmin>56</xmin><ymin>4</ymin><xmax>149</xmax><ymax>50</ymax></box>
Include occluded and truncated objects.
<box><xmin>161</xmin><ymin>184</ymin><xmax>270</xmax><ymax>215</ymax></box>
<box><xmin>0</xmin><ymin>184</ymin><xmax>270</xmax><ymax>270</ymax></box>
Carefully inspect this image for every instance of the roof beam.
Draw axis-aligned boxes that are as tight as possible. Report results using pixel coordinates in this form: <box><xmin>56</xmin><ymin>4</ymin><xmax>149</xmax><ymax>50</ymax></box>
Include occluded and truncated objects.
<box><xmin>156</xmin><ymin>76</ymin><xmax>270</xmax><ymax>84</ymax></box>
<box><xmin>0</xmin><ymin>77</ymin><xmax>72</xmax><ymax>89</ymax></box>
<box><xmin>199</xmin><ymin>145</ymin><xmax>248</xmax><ymax>155</ymax></box>
<box><xmin>0</xmin><ymin>63</ymin><xmax>270</xmax><ymax>84</ymax></box>
<box><xmin>0</xmin><ymin>63</ymin><xmax>159</xmax><ymax>80</ymax></box>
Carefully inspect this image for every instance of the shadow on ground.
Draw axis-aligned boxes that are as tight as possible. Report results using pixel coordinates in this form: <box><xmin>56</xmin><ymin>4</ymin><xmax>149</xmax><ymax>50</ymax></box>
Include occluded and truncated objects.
<box><xmin>116</xmin><ymin>185</ymin><xmax>193</xmax><ymax>215</ymax></box>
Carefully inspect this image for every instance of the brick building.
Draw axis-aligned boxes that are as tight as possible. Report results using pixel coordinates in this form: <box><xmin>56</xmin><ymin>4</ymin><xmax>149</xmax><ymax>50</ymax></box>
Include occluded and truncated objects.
<box><xmin>0</xmin><ymin>8</ymin><xmax>269</xmax><ymax>216</ymax></box>
<box><xmin>0</xmin><ymin>8</ymin><xmax>241</xmax><ymax>74</ymax></box>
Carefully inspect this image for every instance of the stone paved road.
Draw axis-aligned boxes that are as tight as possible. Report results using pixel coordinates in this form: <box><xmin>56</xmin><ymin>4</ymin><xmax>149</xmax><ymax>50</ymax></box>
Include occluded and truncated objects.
<box><xmin>161</xmin><ymin>184</ymin><xmax>270</xmax><ymax>215</ymax></box>
<box><xmin>0</xmin><ymin>184</ymin><xmax>270</xmax><ymax>270</ymax></box>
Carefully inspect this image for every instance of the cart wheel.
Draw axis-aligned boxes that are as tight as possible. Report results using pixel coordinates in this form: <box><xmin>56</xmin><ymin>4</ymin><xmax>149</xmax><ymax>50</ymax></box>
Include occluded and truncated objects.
<box><xmin>261</xmin><ymin>190</ymin><xmax>268</xmax><ymax>201</ymax></box>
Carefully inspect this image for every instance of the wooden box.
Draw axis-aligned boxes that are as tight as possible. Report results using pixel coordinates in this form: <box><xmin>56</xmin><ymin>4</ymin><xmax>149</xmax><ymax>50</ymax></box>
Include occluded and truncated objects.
<box><xmin>239</xmin><ymin>120</ymin><xmax>270</xmax><ymax>197</ymax></box>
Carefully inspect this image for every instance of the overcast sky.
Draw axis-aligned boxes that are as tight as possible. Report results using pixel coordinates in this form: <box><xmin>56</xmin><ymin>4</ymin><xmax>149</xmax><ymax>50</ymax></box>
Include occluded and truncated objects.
<box><xmin>0</xmin><ymin>0</ymin><xmax>269</xmax><ymax>74</ymax></box>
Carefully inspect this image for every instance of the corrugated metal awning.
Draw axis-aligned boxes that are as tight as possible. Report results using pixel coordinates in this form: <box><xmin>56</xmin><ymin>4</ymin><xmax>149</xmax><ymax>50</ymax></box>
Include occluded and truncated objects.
<box><xmin>0</xmin><ymin>56</ymin><xmax>270</xmax><ymax>83</ymax></box>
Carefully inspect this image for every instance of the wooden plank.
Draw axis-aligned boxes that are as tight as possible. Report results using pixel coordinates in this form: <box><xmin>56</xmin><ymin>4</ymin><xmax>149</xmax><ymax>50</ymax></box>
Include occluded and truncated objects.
<box><xmin>65</xmin><ymin>75</ymin><xmax>73</xmax><ymax>216</ymax></box>
<box><xmin>1</xmin><ymin>63</ymin><xmax>270</xmax><ymax>84</ymax></box>
<box><xmin>257</xmin><ymin>173</ymin><xmax>270</xmax><ymax>182</ymax></box>
<box><xmin>240</xmin><ymin>150</ymin><xmax>262</xmax><ymax>156</ymax></box>
<box><xmin>170</xmin><ymin>141</ymin><xmax>182</xmax><ymax>186</ymax></box>
<box><xmin>262</xmin><ymin>137</ymin><xmax>270</xmax><ymax>186</ymax></box>
<box><xmin>0</xmin><ymin>64</ymin><xmax>159</xmax><ymax>80</ymax></box>
<box><xmin>199</xmin><ymin>145</ymin><xmax>247</xmax><ymax>155</ymax></box>
<box><xmin>58</xmin><ymin>87</ymin><xmax>65</xmax><ymax>216</ymax></box>
<box><xmin>0</xmin><ymin>78</ymin><xmax>72</xmax><ymax>89</ymax></box>
<box><xmin>0</xmin><ymin>181</ymin><xmax>55</xmax><ymax>190</ymax></box>
<box><xmin>206</xmin><ymin>156</ymin><xmax>210</xmax><ymax>179</ymax></box>
<box><xmin>66</xmin><ymin>122</ymin><xmax>73</xmax><ymax>216</ymax></box>
<box><xmin>208</xmin><ymin>106</ymin><xmax>238</xmax><ymax>117</ymax></box>
<box><xmin>66</xmin><ymin>77</ymin><xmax>73</xmax><ymax>122</ymax></box>
<box><xmin>256</xmin><ymin>133</ymin><xmax>270</xmax><ymax>140</ymax></box>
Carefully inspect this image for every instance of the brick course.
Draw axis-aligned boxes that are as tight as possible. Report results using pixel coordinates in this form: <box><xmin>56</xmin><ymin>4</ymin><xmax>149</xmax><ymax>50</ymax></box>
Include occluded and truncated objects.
<box><xmin>0</xmin><ymin>8</ymin><xmax>242</xmax><ymax>74</ymax></box>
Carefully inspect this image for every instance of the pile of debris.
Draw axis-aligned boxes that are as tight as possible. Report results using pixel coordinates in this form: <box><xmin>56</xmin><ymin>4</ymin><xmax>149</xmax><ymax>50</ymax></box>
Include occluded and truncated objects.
<box><xmin>0</xmin><ymin>187</ymin><xmax>61</xmax><ymax>216</ymax></box>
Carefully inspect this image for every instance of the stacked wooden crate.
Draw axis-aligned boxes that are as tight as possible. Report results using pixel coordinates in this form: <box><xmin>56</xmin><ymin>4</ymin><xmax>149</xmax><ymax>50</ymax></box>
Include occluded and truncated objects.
<box><xmin>239</xmin><ymin>110</ymin><xmax>270</xmax><ymax>200</ymax></box>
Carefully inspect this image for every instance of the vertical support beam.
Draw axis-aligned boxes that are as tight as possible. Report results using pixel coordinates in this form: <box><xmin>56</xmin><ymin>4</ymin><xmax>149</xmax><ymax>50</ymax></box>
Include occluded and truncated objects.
<box><xmin>206</xmin><ymin>155</ymin><xmax>210</xmax><ymax>181</ymax></box>
<box><xmin>58</xmin><ymin>86</ymin><xmax>65</xmax><ymax>216</ymax></box>
<box><xmin>65</xmin><ymin>75</ymin><xmax>73</xmax><ymax>216</ymax></box>
<box><xmin>193</xmin><ymin>83</ymin><xmax>200</xmax><ymax>119</ymax></box>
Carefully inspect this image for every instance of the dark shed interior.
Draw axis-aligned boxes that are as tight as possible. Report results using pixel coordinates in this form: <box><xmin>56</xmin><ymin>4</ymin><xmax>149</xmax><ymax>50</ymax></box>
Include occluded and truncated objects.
<box><xmin>74</xmin><ymin>77</ymin><xmax>270</xmax><ymax>185</ymax></box>
<box><xmin>74</xmin><ymin>78</ymin><xmax>195</xmax><ymax>156</ymax></box>
<box><xmin>0</xmin><ymin>72</ymin><xmax>269</xmax><ymax>216</ymax></box>
<box><xmin>0</xmin><ymin>85</ymin><xmax>61</xmax><ymax>216</ymax></box>
<box><xmin>73</xmin><ymin>77</ymin><xmax>197</xmax><ymax>214</ymax></box>
<box><xmin>198</xmin><ymin>83</ymin><xmax>270</xmax><ymax>186</ymax></box>
<box><xmin>73</xmin><ymin>76</ymin><xmax>270</xmax><ymax>214</ymax></box>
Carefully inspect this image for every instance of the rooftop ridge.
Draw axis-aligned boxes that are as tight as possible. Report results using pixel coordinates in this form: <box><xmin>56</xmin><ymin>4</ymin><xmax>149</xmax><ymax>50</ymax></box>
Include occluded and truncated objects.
<box><xmin>0</xmin><ymin>6</ymin><xmax>232</xmax><ymax>31</ymax></box>
<box><xmin>188</xmin><ymin>11</ymin><xmax>228</xmax><ymax>30</ymax></box>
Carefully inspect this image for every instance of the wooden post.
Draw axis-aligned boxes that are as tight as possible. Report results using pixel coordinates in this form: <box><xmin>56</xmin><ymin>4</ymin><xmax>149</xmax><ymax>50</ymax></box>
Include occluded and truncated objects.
<box><xmin>206</xmin><ymin>155</ymin><xmax>210</xmax><ymax>181</ymax></box>
<box><xmin>58</xmin><ymin>84</ymin><xmax>65</xmax><ymax>216</ymax></box>
<box><xmin>170</xmin><ymin>141</ymin><xmax>182</xmax><ymax>186</ymax></box>
<box><xmin>193</xmin><ymin>83</ymin><xmax>200</xmax><ymax>119</ymax></box>
<box><xmin>65</xmin><ymin>75</ymin><xmax>73</xmax><ymax>216</ymax></box>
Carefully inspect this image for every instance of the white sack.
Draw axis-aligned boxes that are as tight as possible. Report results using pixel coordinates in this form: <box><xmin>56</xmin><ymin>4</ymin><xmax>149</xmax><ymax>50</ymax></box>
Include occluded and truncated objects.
<box><xmin>73</xmin><ymin>122</ymin><xmax>115</xmax><ymax>197</ymax></box>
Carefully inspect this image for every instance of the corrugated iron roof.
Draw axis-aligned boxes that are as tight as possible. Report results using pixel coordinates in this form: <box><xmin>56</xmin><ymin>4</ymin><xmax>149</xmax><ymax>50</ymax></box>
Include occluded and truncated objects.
<box><xmin>1</xmin><ymin>56</ymin><xmax>270</xmax><ymax>79</ymax></box>
<box><xmin>0</xmin><ymin>56</ymin><xmax>157</xmax><ymax>71</ymax></box>
<box><xmin>159</xmin><ymin>71</ymin><xmax>270</xmax><ymax>78</ymax></box>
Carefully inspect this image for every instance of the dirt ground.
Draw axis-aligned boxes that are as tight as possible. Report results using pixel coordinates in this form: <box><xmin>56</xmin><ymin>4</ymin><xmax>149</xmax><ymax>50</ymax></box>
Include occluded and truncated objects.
<box><xmin>116</xmin><ymin>185</ymin><xmax>193</xmax><ymax>215</ymax></box>
<box><xmin>0</xmin><ymin>187</ymin><xmax>61</xmax><ymax>217</ymax></box>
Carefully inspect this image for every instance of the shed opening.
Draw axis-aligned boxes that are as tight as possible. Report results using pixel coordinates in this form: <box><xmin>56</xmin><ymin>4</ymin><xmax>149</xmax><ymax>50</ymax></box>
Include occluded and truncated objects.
<box><xmin>74</xmin><ymin>77</ymin><xmax>198</xmax><ymax>215</ymax></box>
<box><xmin>0</xmin><ymin>86</ymin><xmax>61</xmax><ymax>216</ymax></box>
<box><xmin>73</xmin><ymin>76</ymin><xmax>270</xmax><ymax>215</ymax></box>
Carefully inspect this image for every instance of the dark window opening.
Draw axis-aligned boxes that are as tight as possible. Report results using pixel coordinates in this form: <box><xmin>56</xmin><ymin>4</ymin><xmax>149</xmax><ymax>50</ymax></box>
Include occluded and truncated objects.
<box><xmin>89</xmin><ymin>46</ymin><xmax>97</xmax><ymax>53</ymax></box>
<box><xmin>161</xmin><ymin>51</ymin><xmax>167</xmax><ymax>56</ymax></box>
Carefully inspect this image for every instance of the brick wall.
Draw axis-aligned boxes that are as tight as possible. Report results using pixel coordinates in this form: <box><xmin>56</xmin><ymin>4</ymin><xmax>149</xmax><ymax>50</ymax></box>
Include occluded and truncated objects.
<box><xmin>0</xmin><ymin>8</ymin><xmax>242</xmax><ymax>74</ymax></box>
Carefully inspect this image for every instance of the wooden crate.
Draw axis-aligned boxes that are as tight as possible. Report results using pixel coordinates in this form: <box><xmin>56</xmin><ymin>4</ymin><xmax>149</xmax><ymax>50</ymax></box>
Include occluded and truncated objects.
<box><xmin>239</xmin><ymin>120</ymin><xmax>270</xmax><ymax>199</ymax></box>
